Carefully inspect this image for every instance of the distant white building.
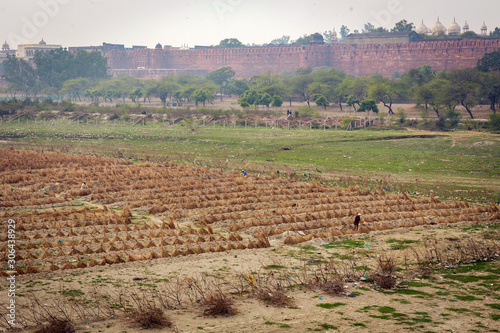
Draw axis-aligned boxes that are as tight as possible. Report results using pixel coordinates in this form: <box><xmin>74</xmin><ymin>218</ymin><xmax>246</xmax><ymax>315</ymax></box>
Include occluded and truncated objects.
<box><xmin>16</xmin><ymin>38</ymin><xmax>61</xmax><ymax>61</ymax></box>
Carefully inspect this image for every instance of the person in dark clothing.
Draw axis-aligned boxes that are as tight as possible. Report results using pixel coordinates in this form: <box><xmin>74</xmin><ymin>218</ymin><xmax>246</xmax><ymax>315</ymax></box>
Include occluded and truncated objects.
<box><xmin>354</xmin><ymin>213</ymin><xmax>361</xmax><ymax>230</ymax></box>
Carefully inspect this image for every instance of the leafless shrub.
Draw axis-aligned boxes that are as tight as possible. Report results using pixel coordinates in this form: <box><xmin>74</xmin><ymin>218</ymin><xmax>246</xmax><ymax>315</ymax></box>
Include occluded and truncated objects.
<box><xmin>201</xmin><ymin>292</ymin><xmax>237</xmax><ymax>317</ymax></box>
<box><xmin>131</xmin><ymin>307</ymin><xmax>175</xmax><ymax>330</ymax></box>
<box><xmin>256</xmin><ymin>287</ymin><xmax>294</xmax><ymax>307</ymax></box>
<box><xmin>408</xmin><ymin>236</ymin><xmax>500</xmax><ymax>276</ymax></box>
<box><xmin>33</xmin><ymin>318</ymin><xmax>75</xmax><ymax>333</ymax></box>
<box><xmin>370</xmin><ymin>256</ymin><xmax>397</xmax><ymax>289</ymax></box>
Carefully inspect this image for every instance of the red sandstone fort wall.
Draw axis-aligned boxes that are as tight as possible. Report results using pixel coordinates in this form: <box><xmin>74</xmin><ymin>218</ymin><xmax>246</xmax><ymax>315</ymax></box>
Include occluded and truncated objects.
<box><xmin>106</xmin><ymin>39</ymin><xmax>500</xmax><ymax>78</ymax></box>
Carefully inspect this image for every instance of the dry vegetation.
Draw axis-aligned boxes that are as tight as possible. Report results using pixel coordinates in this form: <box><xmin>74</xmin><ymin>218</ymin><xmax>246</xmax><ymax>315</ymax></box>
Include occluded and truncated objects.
<box><xmin>0</xmin><ymin>147</ymin><xmax>499</xmax><ymax>332</ymax></box>
<box><xmin>1</xmin><ymin>148</ymin><xmax>498</xmax><ymax>275</ymax></box>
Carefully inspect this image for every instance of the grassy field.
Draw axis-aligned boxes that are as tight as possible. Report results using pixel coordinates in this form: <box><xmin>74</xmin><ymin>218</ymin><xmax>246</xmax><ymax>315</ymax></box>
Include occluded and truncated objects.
<box><xmin>1</xmin><ymin>119</ymin><xmax>498</xmax><ymax>202</ymax></box>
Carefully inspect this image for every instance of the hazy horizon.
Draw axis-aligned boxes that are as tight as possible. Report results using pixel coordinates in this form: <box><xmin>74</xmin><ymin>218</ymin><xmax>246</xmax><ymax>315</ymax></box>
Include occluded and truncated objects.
<box><xmin>1</xmin><ymin>0</ymin><xmax>499</xmax><ymax>49</ymax></box>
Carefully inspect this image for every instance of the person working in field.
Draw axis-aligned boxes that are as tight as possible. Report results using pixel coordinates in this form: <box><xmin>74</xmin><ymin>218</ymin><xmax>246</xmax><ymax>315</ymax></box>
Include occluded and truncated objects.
<box><xmin>353</xmin><ymin>213</ymin><xmax>361</xmax><ymax>231</ymax></box>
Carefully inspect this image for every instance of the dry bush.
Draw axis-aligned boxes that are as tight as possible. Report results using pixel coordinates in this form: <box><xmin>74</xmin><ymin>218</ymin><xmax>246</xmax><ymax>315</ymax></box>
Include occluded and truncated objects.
<box><xmin>256</xmin><ymin>287</ymin><xmax>294</xmax><ymax>307</ymax></box>
<box><xmin>372</xmin><ymin>274</ymin><xmax>397</xmax><ymax>289</ymax></box>
<box><xmin>33</xmin><ymin>318</ymin><xmax>75</xmax><ymax>333</ymax></box>
<box><xmin>201</xmin><ymin>292</ymin><xmax>237</xmax><ymax>317</ymax></box>
<box><xmin>131</xmin><ymin>307</ymin><xmax>175</xmax><ymax>330</ymax></box>
<box><xmin>370</xmin><ymin>256</ymin><xmax>397</xmax><ymax>289</ymax></box>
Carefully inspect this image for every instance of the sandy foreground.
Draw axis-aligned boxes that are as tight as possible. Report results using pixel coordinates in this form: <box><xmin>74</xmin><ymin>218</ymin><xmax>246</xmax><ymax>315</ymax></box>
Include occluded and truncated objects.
<box><xmin>2</xmin><ymin>220</ymin><xmax>499</xmax><ymax>333</ymax></box>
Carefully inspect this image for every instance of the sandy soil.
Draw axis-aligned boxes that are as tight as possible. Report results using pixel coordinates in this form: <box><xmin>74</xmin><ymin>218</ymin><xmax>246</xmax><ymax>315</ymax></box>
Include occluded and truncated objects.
<box><xmin>3</xmin><ymin>220</ymin><xmax>499</xmax><ymax>333</ymax></box>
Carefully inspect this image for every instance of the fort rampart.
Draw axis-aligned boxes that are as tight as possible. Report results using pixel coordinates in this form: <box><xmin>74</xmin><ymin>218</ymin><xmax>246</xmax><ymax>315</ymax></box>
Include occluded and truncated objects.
<box><xmin>107</xmin><ymin>39</ymin><xmax>500</xmax><ymax>78</ymax></box>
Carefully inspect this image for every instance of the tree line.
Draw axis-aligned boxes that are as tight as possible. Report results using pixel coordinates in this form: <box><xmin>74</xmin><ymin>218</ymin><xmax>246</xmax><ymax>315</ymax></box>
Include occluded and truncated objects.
<box><xmin>2</xmin><ymin>49</ymin><xmax>108</xmax><ymax>96</ymax></box>
<box><xmin>1</xmin><ymin>48</ymin><xmax>500</xmax><ymax>121</ymax></box>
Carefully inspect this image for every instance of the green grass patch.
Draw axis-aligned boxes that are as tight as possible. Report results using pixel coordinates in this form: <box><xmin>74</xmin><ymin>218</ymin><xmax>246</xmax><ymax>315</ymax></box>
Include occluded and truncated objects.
<box><xmin>391</xmin><ymin>313</ymin><xmax>408</xmax><ymax>319</ymax></box>
<box><xmin>59</xmin><ymin>289</ymin><xmax>84</xmax><ymax>297</ymax></box>
<box><xmin>369</xmin><ymin>315</ymin><xmax>391</xmax><ymax>319</ymax></box>
<box><xmin>357</xmin><ymin>305</ymin><xmax>378</xmax><ymax>313</ymax></box>
<box><xmin>405</xmin><ymin>281</ymin><xmax>433</xmax><ymax>287</ymax></box>
<box><xmin>353</xmin><ymin>265</ymin><xmax>370</xmax><ymax>271</ymax></box>
<box><xmin>446</xmin><ymin>307</ymin><xmax>472</xmax><ymax>313</ymax></box>
<box><xmin>485</xmin><ymin>303</ymin><xmax>500</xmax><ymax>310</ymax></box>
<box><xmin>263</xmin><ymin>264</ymin><xmax>286</xmax><ymax>270</ymax></box>
<box><xmin>453</xmin><ymin>295</ymin><xmax>482</xmax><ymax>301</ymax></box>
<box><xmin>318</xmin><ymin>323</ymin><xmax>337</xmax><ymax>330</ymax></box>
<box><xmin>443</xmin><ymin>274</ymin><xmax>498</xmax><ymax>283</ymax></box>
<box><xmin>378</xmin><ymin>306</ymin><xmax>396</xmax><ymax>313</ymax></box>
<box><xmin>321</xmin><ymin>240</ymin><xmax>365</xmax><ymax>249</ymax></box>
<box><xmin>317</xmin><ymin>303</ymin><xmax>346</xmax><ymax>309</ymax></box>
<box><xmin>385</xmin><ymin>239</ymin><xmax>419</xmax><ymax>249</ymax></box>
<box><xmin>390</xmin><ymin>298</ymin><xmax>411</xmax><ymax>304</ymax></box>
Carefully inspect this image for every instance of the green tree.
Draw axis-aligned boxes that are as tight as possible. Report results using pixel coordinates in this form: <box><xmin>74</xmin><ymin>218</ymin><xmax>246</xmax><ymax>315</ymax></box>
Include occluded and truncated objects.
<box><xmin>368</xmin><ymin>81</ymin><xmax>396</xmax><ymax>114</ymax></box>
<box><xmin>415</xmin><ymin>85</ymin><xmax>433</xmax><ymax>110</ymax></box>
<box><xmin>445</xmin><ymin>108</ymin><xmax>461</xmax><ymax>129</ymax></box>
<box><xmin>60</xmin><ymin>77</ymin><xmax>92</xmax><ymax>101</ymax></box>
<box><xmin>346</xmin><ymin>95</ymin><xmax>360</xmax><ymax>111</ymax></box>
<box><xmin>206</xmin><ymin>66</ymin><xmax>235</xmax><ymax>101</ymax></box>
<box><xmin>477</xmin><ymin>50</ymin><xmax>500</xmax><ymax>72</ymax></box>
<box><xmin>227</xmin><ymin>79</ymin><xmax>249</xmax><ymax>97</ymax></box>
<box><xmin>104</xmin><ymin>89</ymin><xmax>120</xmax><ymax>103</ymax></box>
<box><xmin>291</xmin><ymin>73</ymin><xmax>314</xmax><ymax>106</ymax></box>
<box><xmin>363</xmin><ymin>22</ymin><xmax>375</xmax><ymax>33</ymax></box>
<box><xmin>391</xmin><ymin>20</ymin><xmax>415</xmax><ymax>32</ymax></box>
<box><xmin>488</xmin><ymin>112</ymin><xmax>500</xmax><ymax>131</ymax></box>
<box><xmin>462</xmin><ymin>31</ymin><xmax>478</xmax><ymax>38</ymax></box>
<box><xmin>157</xmin><ymin>78</ymin><xmax>180</xmax><ymax>106</ymax></box>
<box><xmin>34</xmin><ymin>48</ymin><xmax>108</xmax><ymax>91</ymax></box>
<box><xmin>447</xmin><ymin>68</ymin><xmax>481</xmax><ymax>119</ymax></box>
<box><xmin>339</xmin><ymin>25</ymin><xmax>350</xmax><ymax>41</ymax></box>
<box><xmin>314</xmin><ymin>95</ymin><xmax>329</xmax><ymax>109</ymax></box>
<box><xmin>419</xmin><ymin>78</ymin><xmax>451</xmax><ymax>117</ymax></box>
<box><xmin>74</xmin><ymin>50</ymin><xmax>108</xmax><ymax>80</ymax></box>
<box><xmin>477</xmin><ymin>71</ymin><xmax>500</xmax><ymax>112</ymax></box>
<box><xmin>218</xmin><ymin>38</ymin><xmax>244</xmax><ymax>48</ymax></box>
<box><xmin>193</xmin><ymin>89</ymin><xmax>211</xmax><ymax>106</ymax></box>
<box><xmin>238</xmin><ymin>88</ymin><xmax>261</xmax><ymax>107</ymax></box>
<box><xmin>248</xmin><ymin>71</ymin><xmax>286</xmax><ymax>98</ymax></box>
<box><xmin>490</xmin><ymin>27</ymin><xmax>500</xmax><ymax>38</ymax></box>
<box><xmin>401</xmin><ymin>65</ymin><xmax>435</xmax><ymax>87</ymax></box>
<box><xmin>2</xmin><ymin>55</ymin><xmax>37</xmax><ymax>96</ymax></box>
<box><xmin>270</xmin><ymin>35</ymin><xmax>290</xmax><ymax>44</ymax></box>
<box><xmin>357</xmin><ymin>99</ymin><xmax>379</xmax><ymax>113</ymax></box>
<box><xmin>294</xmin><ymin>34</ymin><xmax>314</xmax><ymax>45</ymax></box>
<box><xmin>271</xmin><ymin>95</ymin><xmax>283</xmax><ymax>108</ymax></box>
<box><xmin>129</xmin><ymin>87</ymin><xmax>143</xmax><ymax>103</ymax></box>
<box><xmin>258</xmin><ymin>93</ymin><xmax>272</xmax><ymax>109</ymax></box>
<box><xmin>333</xmin><ymin>76</ymin><xmax>355</xmax><ymax>110</ymax></box>
<box><xmin>295</xmin><ymin>66</ymin><xmax>313</xmax><ymax>76</ymax></box>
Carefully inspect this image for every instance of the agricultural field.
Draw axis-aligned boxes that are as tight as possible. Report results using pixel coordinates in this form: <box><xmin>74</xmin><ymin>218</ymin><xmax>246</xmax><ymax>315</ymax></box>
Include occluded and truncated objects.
<box><xmin>0</xmin><ymin>119</ymin><xmax>499</xmax><ymax>332</ymax></box>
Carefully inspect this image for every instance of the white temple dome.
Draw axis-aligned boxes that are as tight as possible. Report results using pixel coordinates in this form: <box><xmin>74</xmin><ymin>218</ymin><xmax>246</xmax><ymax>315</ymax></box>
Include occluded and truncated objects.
<box><xmin>416</xmin><ymin>20</ymin><xmax>430</xmax><ymax>35</ymax></box>
<box><xmin>448</xmin><ymin>18</ymin><xmax>461</xmax><ymax>35</ymax></box>
<box><xmin>432</xmin><ymin>18</ymin><xmax>446</xmax><ymax>35</ymax></box>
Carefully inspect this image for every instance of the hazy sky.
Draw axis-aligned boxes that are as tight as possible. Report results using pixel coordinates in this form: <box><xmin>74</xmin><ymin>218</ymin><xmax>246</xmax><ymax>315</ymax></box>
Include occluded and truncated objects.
<box><xmin>1</xmin><ymin>0</ymin><xmax>499</xmax><ymax>49</ymax></box>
